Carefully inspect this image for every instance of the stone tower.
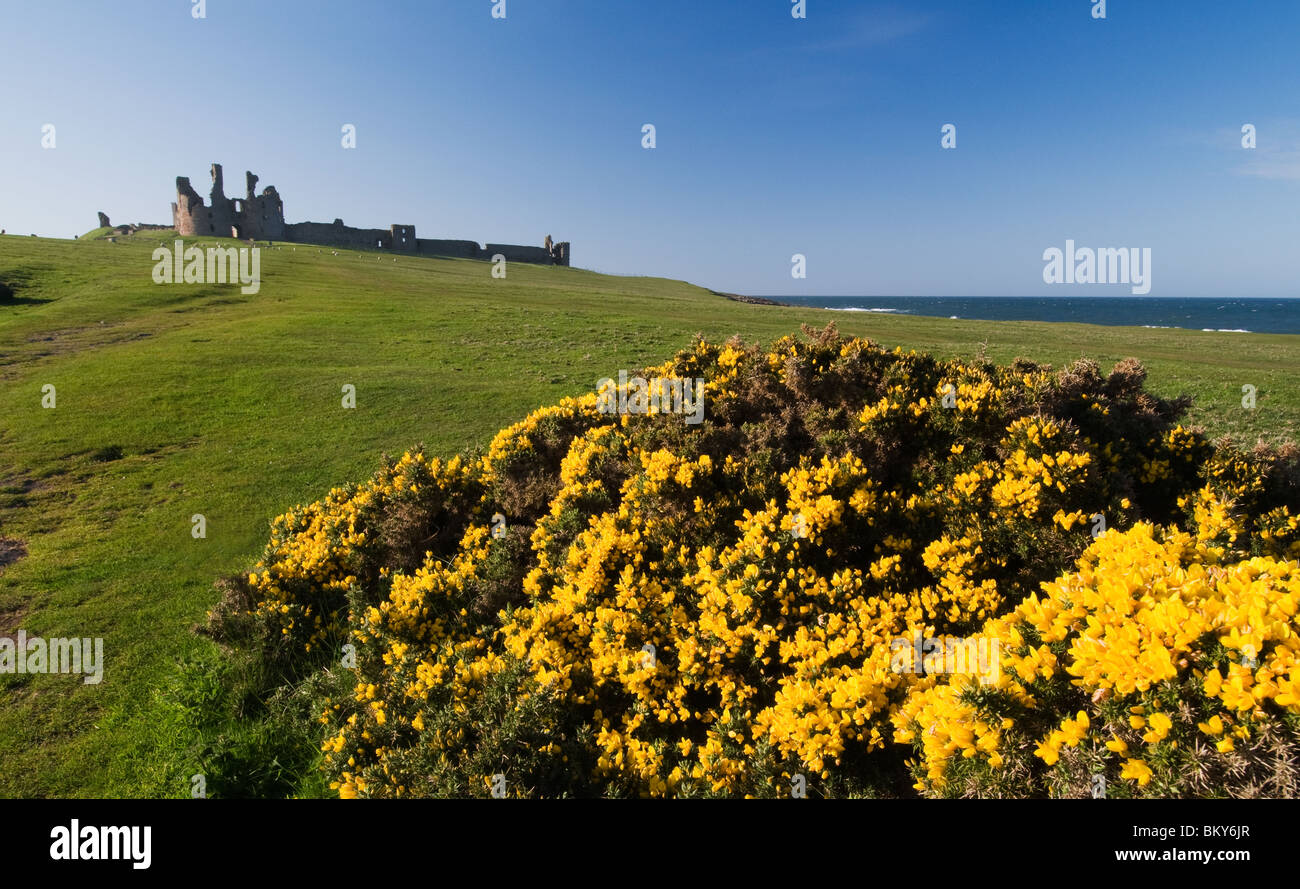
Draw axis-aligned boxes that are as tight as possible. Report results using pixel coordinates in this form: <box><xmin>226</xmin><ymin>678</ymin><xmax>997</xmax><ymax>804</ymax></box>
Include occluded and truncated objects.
<box><xmin>172</xmin><ymin>163</ymin><xmax>285</xmax><ymax>239</ymax></box>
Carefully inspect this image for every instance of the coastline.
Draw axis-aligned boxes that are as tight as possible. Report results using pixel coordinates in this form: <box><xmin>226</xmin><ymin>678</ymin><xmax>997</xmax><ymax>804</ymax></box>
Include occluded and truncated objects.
<box><xmin>710</xmin><ymin>292</ymin><xmax>1299</xmax><ymax>336</ymax></box>
<box><xmin>709</xmin><ymin>289</ymin><xmax>787</xmax><ymax>307</ymax></box>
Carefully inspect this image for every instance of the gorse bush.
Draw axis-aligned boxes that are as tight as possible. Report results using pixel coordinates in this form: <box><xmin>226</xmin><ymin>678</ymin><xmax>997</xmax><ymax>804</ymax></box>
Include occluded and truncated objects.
<box><xmin>208</xmin><ymin>325</ymin><xmax>1300</xmax><ymax>797</ymax></box>
<box><xmin>895</xmin><ymin>520</ymin><xmax>1300</xmax><ymax>799</ymax></box>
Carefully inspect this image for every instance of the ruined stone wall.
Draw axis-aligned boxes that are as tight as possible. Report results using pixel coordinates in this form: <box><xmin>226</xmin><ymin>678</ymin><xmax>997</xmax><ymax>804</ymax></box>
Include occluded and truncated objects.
<box><xmin>390</xmin><ymin>225</ymin><xmax>418</xmax><ymax>252</ymax></box>
<box><xmin>415</xmin><ymin>238</ymin><xmax>482</xmax><ymax>259</ymax></box>
<box><xmin>241</xmin><ymin>193</ymin><xmax>286</xmax><ymax>240</ymax></box>
<box><xmin>169</xmin><ymin>163</ymin><xmax>570</xmax><ymax>265</ymax></box>
<box><xmin>485</xmin><ymin>244</ymin><xmax>554</xmax><ymax>265</ymax></box>
<box><xmin>284</xmin><ymin>220</ymin><xmax>393</xmax><ymax>249</ymax></box>
<box><xmin>239</xmin><ymin>171</ymin><xmax>286</xmax><ymax>240</ymax></box>
<box><xmin>173</xmin><ymin>164</ymin><xmax>237</xmax><ymax>237</ymax></box>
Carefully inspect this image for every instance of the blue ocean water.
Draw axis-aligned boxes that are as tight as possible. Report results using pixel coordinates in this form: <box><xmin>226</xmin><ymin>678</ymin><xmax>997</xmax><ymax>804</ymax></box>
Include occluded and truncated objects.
<box><xmin>773</xmin><ymin>297</ymin><xmax>1300</xmax><ymax>336</ymax></box>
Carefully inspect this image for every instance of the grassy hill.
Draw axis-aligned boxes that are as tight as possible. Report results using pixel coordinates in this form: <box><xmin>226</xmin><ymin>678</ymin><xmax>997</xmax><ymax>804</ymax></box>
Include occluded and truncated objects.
<box><xmin>1</xmin><ymin>229</ymin><xmax>1297</xmax><ymax>798</ymax></box>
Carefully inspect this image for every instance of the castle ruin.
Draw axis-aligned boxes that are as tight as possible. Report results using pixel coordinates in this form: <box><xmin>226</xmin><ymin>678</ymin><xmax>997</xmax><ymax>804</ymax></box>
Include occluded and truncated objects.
<box><xmin>169</xmin><ymin>163</ymin><xmax>570</xmax><ymax>266</ymax></box>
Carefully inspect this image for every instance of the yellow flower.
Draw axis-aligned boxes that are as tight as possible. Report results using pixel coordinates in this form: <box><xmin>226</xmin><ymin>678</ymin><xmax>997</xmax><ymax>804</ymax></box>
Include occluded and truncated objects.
<box><xmin>1034</xmin><ymin>736</ymin><xmax>1062</xmax><ymax>765</ymax></box>
<box><xmin>1142</xmin><ymin>712</ymin><xmax>1172</xmax><ymax>744</ymax></box>
<box><xmin>1120</xmin><ymin>758</ymin><xmax>1153</xmax><ymax>787</ymax></box>
<box><xmin>1197</xmin><ymin>715</ymin><xmax>1224</xmax><ymax>736</ymax></box>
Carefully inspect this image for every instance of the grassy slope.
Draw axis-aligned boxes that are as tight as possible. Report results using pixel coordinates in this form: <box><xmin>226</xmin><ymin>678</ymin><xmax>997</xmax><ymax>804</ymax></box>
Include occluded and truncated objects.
<box><xmin>0</xmin><ymin>231</ymin><xmax>1296</xmax><ymax>798</ymax></box>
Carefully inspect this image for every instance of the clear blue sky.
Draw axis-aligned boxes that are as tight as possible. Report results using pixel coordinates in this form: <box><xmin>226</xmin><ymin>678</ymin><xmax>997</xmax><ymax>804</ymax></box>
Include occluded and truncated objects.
<box><xmin>2</xmin><ymin>0</ymin><xmax>1297</xmax><ymax>297</ymax></box>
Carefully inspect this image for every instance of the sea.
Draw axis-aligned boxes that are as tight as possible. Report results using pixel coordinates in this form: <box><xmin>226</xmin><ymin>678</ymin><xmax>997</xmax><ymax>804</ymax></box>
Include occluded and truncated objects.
<box><xmin>772</xmin><ymin>297</ymin><xmax>1300</xmax><ymax>336</ymax></box>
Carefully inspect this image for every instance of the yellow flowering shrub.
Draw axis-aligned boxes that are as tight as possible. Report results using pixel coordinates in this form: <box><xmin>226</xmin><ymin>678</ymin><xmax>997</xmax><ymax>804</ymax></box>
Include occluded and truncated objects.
<box><xmin>895</xmin><ymin>506</ymin><xmax>1300</xmax><ymax>798</ymax></box>
<box><xmin>206</xmin><ymin>451</ymin><xmax>486</xmax><ymax>669</ymax></box>
<box><xmin>210</xmin><ymin>324</ymin><xmax>1300</xmax><ymax>797</ymax></box>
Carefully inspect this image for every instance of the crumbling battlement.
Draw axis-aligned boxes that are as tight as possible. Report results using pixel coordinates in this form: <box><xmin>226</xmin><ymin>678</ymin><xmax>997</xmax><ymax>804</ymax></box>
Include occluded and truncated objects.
<box><xmin>169</xmin><ymin>163</ymin><xmax>570</xmax><ymax>266</ymax></box>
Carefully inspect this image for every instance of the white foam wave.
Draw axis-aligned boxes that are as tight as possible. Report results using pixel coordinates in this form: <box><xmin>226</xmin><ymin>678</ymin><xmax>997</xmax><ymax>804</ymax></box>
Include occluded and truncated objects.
<box><xmin>827</xmin><ymin>307</ymin><xmax>906</xmax><ymax>314</ymax></box>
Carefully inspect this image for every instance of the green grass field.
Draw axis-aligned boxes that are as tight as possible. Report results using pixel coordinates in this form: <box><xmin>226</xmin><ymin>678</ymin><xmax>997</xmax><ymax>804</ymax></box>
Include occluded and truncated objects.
<box><xmin>1</xmin><ymin>230</ymin><xmax>1296</xmax><ymax>798</ymax></box>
